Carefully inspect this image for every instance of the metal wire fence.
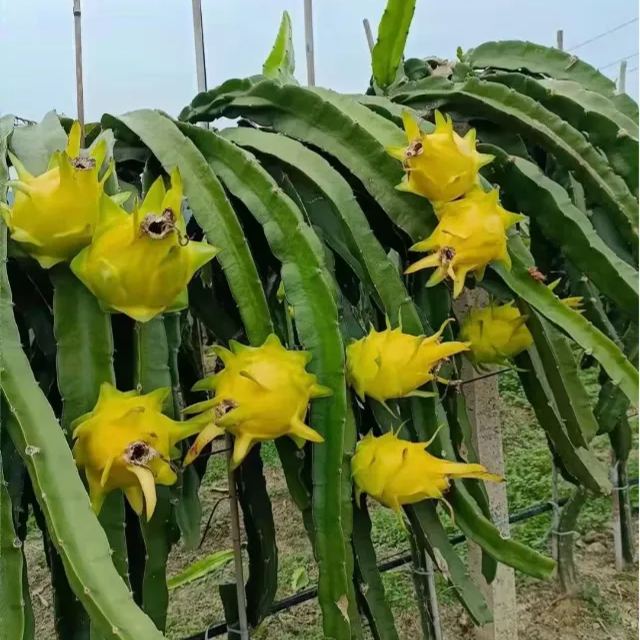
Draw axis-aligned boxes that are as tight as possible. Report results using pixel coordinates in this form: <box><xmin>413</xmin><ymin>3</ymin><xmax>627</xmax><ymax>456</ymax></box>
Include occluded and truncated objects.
<box><xmin>183</xmin><ymin>477</ymin><xmax>639</xmax><ymax>639</ymax></box>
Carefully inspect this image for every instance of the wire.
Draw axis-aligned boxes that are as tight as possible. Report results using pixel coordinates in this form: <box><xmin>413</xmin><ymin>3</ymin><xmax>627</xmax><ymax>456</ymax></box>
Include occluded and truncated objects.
<box><xmin>567</xmin><ymin>17</ymin><xmax>638</xmax><ymax>52</ymax></box>
<box><xmin>628</xmin><ymin>66</ymin><xmax>638</xmax><ymax>73</ymax></box>
<box><xmin>183</xmin><ymin>478</ymin><xmax>639</xmax><ymax>639</ymax></box>
<box><xmin>598</xmin><ymin>52</ymin><xmax>639</xmax><ymax>71</ymax></box>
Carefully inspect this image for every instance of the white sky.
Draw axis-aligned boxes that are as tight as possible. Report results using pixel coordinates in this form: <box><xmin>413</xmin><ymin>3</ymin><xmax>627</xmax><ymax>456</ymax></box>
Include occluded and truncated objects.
<box><xmin>1</xmin><ymin>0</ymin><xmax>638</xmax><ymax>121</ymax></box>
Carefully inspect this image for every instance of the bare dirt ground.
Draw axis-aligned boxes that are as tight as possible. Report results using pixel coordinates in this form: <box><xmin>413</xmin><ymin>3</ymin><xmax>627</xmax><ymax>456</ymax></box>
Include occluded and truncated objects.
<box><xmin>24</xmin><ymin>465</ymin><xmax>638</xmax><ymax>640</ymax></box>
<box><xmin>24</xmin><ymin>370</ymin><xmax>638</xmax><ymax>639</ymax></box>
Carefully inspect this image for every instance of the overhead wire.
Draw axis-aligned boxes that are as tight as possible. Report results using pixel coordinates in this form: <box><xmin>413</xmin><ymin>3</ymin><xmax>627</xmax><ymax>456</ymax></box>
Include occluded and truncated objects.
<box><xmin>567</xmin><ymin>17</ymin><xmax>638</xmax><ymax>52</ymax></box>
<box><xmin>598</xmin><ymin>52</ymin><xmax>638</xmax><ymax>71</ymax></box>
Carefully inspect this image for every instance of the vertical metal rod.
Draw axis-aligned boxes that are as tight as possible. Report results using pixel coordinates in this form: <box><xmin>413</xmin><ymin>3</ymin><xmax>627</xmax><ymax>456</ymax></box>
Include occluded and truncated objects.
<box><xmin>304</xmin><ymin>0</ymin><xmax>316</xmax><ymax>86</ymax></box>
<box><xmin>226</xmin><ymin>436</ymin><xmax>250</xmax><ymax>639</ymax></box>
<box><xmin>425</xmin><ymin>555</ymin><xmax>443</xmax><ymax>640</ymax></box>
<box><xmin>556</xmin><ymin>29</ymin><xmax>564</xmax><ymax>51</ymax></box>
<box><xmin>610</xmin><ymin>455</ymin><xmax>624</xmax><ymax>570</ymax></box>
<box><xmin>550</xmin><ymin>463</ymin><xmax>559</xmax><ymax>562</ymax></box>
<box><xmin>191</xmin><ymin>0</ymin><xmax>208</xmax><ymax>93</ymax></box>
<box><xmin>618</xmin><ymin>59</ymin><xmax>627</xmax><ymax>94</ymax></box>
<box><xmin>195</xmin><ymin>315</ymin><xmax>249</xmax><ymax>638</ymax></box>
<box><xmin>72</xmin><ymin>0</ymin><xmax>85</xmax><ymax>145</ymax></box>
<box><xmin>363</xmin><ymin>18</ymin><xmax>375</xmax><ymax>52</ymax></box>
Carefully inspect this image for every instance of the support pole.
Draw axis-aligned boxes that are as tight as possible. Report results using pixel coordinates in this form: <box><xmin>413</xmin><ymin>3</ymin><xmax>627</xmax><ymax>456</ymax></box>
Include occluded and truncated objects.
<box><xmin>556</xmin><ymin>29</ymin><xmax>564</xmax><ymax>50</ymax></box>
<box><xmin>455</xmin><ymin>290</ymin><xmax>518</xmax><ymax>640</ymax></box>
<box><xmin>618</xmin><ymin>59</ymin><xmax>627</xmax><ymax>94</ymax></box>
<box><xmin>226</xmin><ymin>437</ymin><xmax>250</xmax><ymax>640</ymax></box>
<box><xmin>191</xmin><ymin>0</ymin><xmax>208</xmax><ymax>94</ymax></box>
<box><xmin>363</xmin><ymin>18</ymin><xmax>375</xmax><ymax>53</ymax></box>
<box><xmin>304</xmin><ymin>0</ymin><xmax>316</xmax><ymax>86</ymax></box>
<box><xmin>72</xmin><ymin>0</ymin><xmax>85</xmax><ymax>144</ymax></box>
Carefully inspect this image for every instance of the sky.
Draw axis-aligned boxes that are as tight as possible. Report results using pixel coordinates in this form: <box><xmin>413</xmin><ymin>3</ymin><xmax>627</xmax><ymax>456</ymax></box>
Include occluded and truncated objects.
<box><xmin>0</xmin><ymin>0</ymin><xmax>638</xmax><ymax>122</ymax></box>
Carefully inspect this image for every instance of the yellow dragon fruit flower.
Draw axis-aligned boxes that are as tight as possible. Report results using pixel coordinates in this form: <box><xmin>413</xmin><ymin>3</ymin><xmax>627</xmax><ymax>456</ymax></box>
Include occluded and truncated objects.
<box><xmin>352</xmin><ymin>430</ymin><xmax>502</xmax><ymax>514</ymax></box>
<box><xmin>1</xmin><ymin>122</ymin><xmax>112</xmax><ymax>268</ymax></box>
<box><xmin>346</xmin><ymin>320</ymin><xmax>469</xmax><ymax>403</ymax></box>
<box><xmin>386</xmin><ymin>111</ymin><xmax>494</xmax><ymax>203</ymax></box>
<box><xmin>71</xmin><ymin>168</ymin><xmax>218</xmax><ymax>322</ymax></box>
<box><xmin>405</xmin><ymin>188</ymin><xmax>524</xmax><ymax>298</ymax></box>
<box><xmin>459</xmin><ymin>302</ymin><xmax>533</xmax><ymax>365</ymax></box>
<box><xmin>182</xmin><ymin>334</ymin><xmax>331</xmax><ymax>469</ymax></box>
<box><xmin>72</xmin><ymin>383</ymin><xmax>210</xmax><ymax>520</ymax></box>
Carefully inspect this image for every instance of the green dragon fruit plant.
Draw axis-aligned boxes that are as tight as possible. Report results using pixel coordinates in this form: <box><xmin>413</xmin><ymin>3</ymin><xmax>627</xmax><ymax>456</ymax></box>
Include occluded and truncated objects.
<box><xmin>0</xmin><ymin>1</ymin><xmax>636</xmax><ymax>638</ymax></box>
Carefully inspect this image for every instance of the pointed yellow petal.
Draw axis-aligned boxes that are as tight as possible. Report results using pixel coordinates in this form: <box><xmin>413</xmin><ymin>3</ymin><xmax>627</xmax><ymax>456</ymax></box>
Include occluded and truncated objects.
<box><xmin>386</xmin><ymin>145</ymin><xmax>407</xmax><ymax>161</ymax></box>
<box><xmin>7</xmin><ymin>152</ymin><xmax>33</xmax><ymax>181</ymax></box>
<box><xmin>100</xmin><ymin>456</ymin><xmax>115</xmax><ymax>488</ymax></box>
<box><xmin>189</xmin><ymin>241</ymin><xmax>219</xmax><ymax>272</ymax></box>
<box><xmin>231</xmin><ymin>433</ymin><xmax>254</xmax><ymax>469</ymax></box>
<box><xmin>86</xmin><ymin>468</ymin><xmax>106</xmax><ymax>515</ymax></box>
<box><xmin>289</xmin><ymin>418</ymin><xmax>324</xmax><ymax>444</ymax></box>
<box><xmin>145</xmin><ymin>387</ymin><xmax>170</xmax><ymax>411</ymax></box>
<box><xmin>124</xmin><ymin>485</ymin><xmax>144</xmax><ymax>516</ymax></box>
<box><xmin>154</xmin><ymin>460</ymin><xmax>177</xmax><ymax>486</ymax></box>
<box><xmin>127</xmin><ymin>465</ymin><xmax>157</xmax><ymax>520</ymax></box>
<box><xmin>66</xmin><ymin>122</ymin><xmax>82</xmax><ymax>157</ymax></box>
<box><xmin>89</xmin><ymin>137</ymin><xmax>108</xmax><ymax>169</ymax></box>
<box><xmin>310</xmin><ymin>383</ymin><xmax>332</xmax><ymax>398</ymax></box>
<box><xmin>401</xmin><ymin>110</ymin><xmax>420</xmax><ymax>140</ymax></box>
<box><xmin>405</xmin><ymin>254</ymin><xmax>440</xmax><ymax>275</ymax></box>
<box><xmin>184</xmin><ymin>422</ymin><xmax>225</xmax><ymax>466</ymax></box>
<box><xmin>452</xmin><ymin>268</ymin><xmax>470</xmax><ymax>299</ymax></box>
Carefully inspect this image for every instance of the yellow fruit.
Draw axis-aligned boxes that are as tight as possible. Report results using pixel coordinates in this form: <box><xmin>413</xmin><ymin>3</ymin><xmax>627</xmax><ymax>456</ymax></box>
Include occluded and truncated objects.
<box><xmin>352</xmin><ymin>430</ymin><xmax>502</xmax><ymax>512</ymax></box>
<box><xmin>182</xmin><ymin>334</ymin><xmax>331</xmax><ymax>469</ymax></box>
<box><xmin>459</xmin><ymin>302</ymin><xmax>533</xmax><ymax>365</ymax></box>
<box><xmin>405</xmin><ymin>188</ymin><xmax>523</xmax><ymax>298</ymax></box>
<box><xmin>346</xmin><ymin>320</ymin><xmax>469</xmax><ymax>402</ymax></box>
<box><xmin>71</xmin><ymin>169</ymin><xmax>218</xmax><ymax>322</ymax></box>
<box><xmin>1</xmin><ymin>122</ymin><xmax>112</xmax><ymax>267</ymax></box>
<box><xmin>386</xmin><ymin>111</ymin><xmax>494</xmax><ymax>203</ymax></box>
<box><xmin>72</xmin><ymin>383</ymin><xmax>210</xmax><ymax>520</ymax></box>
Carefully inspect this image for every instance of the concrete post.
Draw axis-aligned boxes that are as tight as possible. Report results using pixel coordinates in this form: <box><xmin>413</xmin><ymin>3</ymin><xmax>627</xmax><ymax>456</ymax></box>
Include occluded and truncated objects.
<box><xmin>455</xmin><ymin>290</ymin><xmax>518</xmax><ymax>640</ymax></box>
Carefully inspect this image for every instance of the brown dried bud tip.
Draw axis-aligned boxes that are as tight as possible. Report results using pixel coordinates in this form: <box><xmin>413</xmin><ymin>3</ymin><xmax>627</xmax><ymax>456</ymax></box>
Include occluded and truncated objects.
<box><xmin>440</xmin><ymin>246</ymin><xmax>456</xmax><ymax>263</ymax></box>
<box><xmin>125</xmin><ymin>441</ymin><xmax>157</xmax><ymax>466</ymax></box>
<box><xmin>527</xmin><ymin>266</ymin><xmax>547</xmax><ymax>282</ymax></box>
<box><xmin>405</xmin><ymin>140</ymin><xmax>424</xmax><ymax>159</ymax></box>
<box><xmin>140</xmin><ymin>208</ymin><xmax>176</xmax><ymax>240</ymax></box>
<box><xmin>71</xmin><ymin>156</ymin><xmax>96</xmax><ymax>171</ymax></box>
<box><xmin>215</xmin><ymin>399</ymin><xmax>238</xmax><ymax>419</ymax></box>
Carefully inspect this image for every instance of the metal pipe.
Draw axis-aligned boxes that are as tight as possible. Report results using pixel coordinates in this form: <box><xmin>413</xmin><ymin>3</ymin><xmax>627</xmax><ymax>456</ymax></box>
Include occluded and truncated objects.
<box><xmin>303</xmin><ymin>0</ymin><xmax>316</xmax><ymax>86</ymax></box>
<box><xmin>191</xmin><ymin>0</ymin><xmax>208</xmax><ymax>93</ymax></box>
<box><xmin>72</xmin><ymin>0</ymin><xmax>85</xmax><ymax>144</ymax></box>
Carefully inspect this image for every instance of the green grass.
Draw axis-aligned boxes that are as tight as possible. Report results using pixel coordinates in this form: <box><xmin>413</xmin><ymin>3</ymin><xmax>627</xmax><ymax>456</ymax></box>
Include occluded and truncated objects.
<box><xmin>159</xmin><ymin>362</ymin><xmax>638</xmax><ymax>639</ymax></box>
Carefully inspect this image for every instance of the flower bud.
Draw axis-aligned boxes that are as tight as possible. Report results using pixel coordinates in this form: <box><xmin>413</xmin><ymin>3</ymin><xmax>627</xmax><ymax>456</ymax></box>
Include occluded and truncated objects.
<box><xmin>459</xmin><ymin>302</ymin><xmax>532</xmax><ymax>365</ymax></box>
<box><xmin>346</xmin><ymin>320</ymin><xmax>468</xmax><ymax>402</ymax></box>
<box><xmin>1</xmin><ymin>122</ymin><xmax>111</xmax><ymax>267</ymax></box>
<box><xmin>183</xmin><ymin>334</ymin><xmax>331</xmax><ymax>469</ymax></box>
<box><xmin>352</xmin><ymin>431</ymin><xmax>502</xmax><ymax>512</ymax></box>
<box><xmin>72</xmin><ymin>383</ymin><xmax>210</xmax><ymax>520</ymax></box>
<box><xmin>387</xmin><ymin>111</ymin><xmax>494</xmax><ymax>203</ymax></box>
<box><xmin>405</xmin><ymin>188</ymin><xmax>523</xmax><ymax>298</ymax></box>
<box><xmin>71</xmin><ymin>168</ymin><xmax>218</xmax><ymax>322</ymax></box>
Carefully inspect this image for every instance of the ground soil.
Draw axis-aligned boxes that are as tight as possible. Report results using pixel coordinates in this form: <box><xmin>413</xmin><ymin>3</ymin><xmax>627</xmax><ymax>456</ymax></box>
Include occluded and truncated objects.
<box><xmin>24</xmin><ymin>462</ymin><xmax>638</xmax><ymax>640</ymax></box>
